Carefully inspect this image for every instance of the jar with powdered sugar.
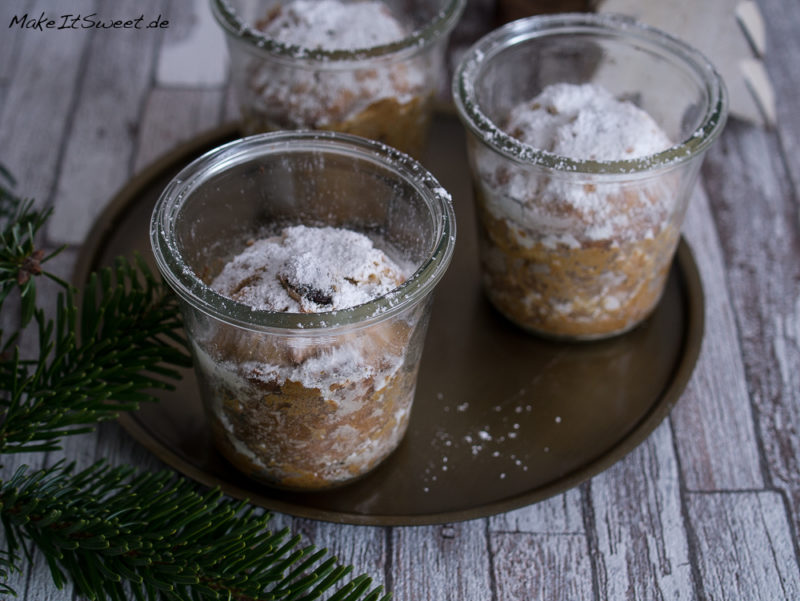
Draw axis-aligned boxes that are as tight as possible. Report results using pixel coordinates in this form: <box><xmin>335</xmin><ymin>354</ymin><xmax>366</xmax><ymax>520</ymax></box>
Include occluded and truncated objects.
<box><xmin>150</xmin><ymin>131</ymin><xmax>455</xmax><ymax>490</ymax></box>
<box><xmin>453</xmin><ymin>13</ymin><xmax>727</xmax><ymax>340</ymax></box>
<box><xmin>211</xmin><ymin>0</ymin><xmax>466</xmax><ymax>158</ymax></box>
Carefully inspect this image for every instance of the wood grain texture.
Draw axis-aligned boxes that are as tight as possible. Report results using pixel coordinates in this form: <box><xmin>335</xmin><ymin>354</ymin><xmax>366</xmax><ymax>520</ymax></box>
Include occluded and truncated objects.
<box><xmin>672</xmin><ymin>184</ymin><xmax>764</xmax><ymax>491</ymax></box>
<box><xmin>686</xmin><ymin>491</ymin><xmax>800</xmax><ymax>600</ymax></box>
<box><xmin>48</xmin><ymin>0</ymin><xmax>166</xmax><ymax>245</ymax></box>
<box><xmin>0</xmin><ymin>0</ymin><xmax>95</xmax><ymax>207</ymax></box>
<box><xmin>0</xmin><ymin>0</ymin><xmax>33</xmax><ymax>109</ymax></box>
<box><xmin>489</xmin><ymin>489</ymin><xmax>584</xmax><ymax>534</ymax></box>
<box><xmin>490</xmin><ymin>533</ymin><xmax>594</xmax><ymax>601</ymax></box>
<box><xmin>487</xmin><ymin>490</ymin><xmax>592</xmax><ymax>601</ymax></box>
<box><xmin>155</xmin><ymin>0</ymin><xmax>227</xmax><ymax>87</ymax></box>
<box><xmin>758</xmin><ymin>0</ymin><xmax>800</xmax><ymax>189</ymax></box>
<box><xmin>590</xmin><ymin>423</ymin><xmax>695</xmax><ymax>600</ymax></box>
<box><xmin>390</xmin><ymin>521</ymin><xmax>492</xmax><ymax>601</ymax></box>
<box><xmin>702</xmin><ymin>119</ymin><xmax>800</xmax><ymax>538</ymax></box>
<box><xmin>133</xmin><ymin>87</ymin><xmax>226</xmax><ymax>172</ymax></box>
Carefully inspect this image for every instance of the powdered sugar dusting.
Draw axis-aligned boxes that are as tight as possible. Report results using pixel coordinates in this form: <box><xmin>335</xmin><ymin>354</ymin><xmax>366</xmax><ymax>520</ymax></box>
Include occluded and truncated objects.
<box><xmin>211</xmin><ymin>225</ymin><xmax>408</xmax><ymax>313</ymax></box>
<box><xmin>477</xmin><ymin>82</ymin><xmax>677</xmax><ymax>245</ymax></box>
<box><xmin>248</xmin><ymin>0</ymin><xmax>426</xmax><ymax>127</ymax></box>
<box><xmin>262</xmin><ymin>0</ymin><xmax>408</xmax><ymax>51</ymax></box>
<box><xmin>504</xmin><ymin>83</ymin><xmax>671</xmax><ymax>161</ymax></box>
<box><xmin>422</xmin><ymin>391</ymin><xmax>536</xmax><ymax>491</ymax></box>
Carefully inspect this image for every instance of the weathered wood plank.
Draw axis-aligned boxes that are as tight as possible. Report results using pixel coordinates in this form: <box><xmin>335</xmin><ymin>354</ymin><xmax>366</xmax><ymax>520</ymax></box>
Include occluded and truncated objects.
<box><xmin>0</xmin><ymin>5</ymin><xmax>89</xmax><ymax>590</ymax></box>
<box><xmin>484</xmin><ymin>488</ymin><xmax>590</xmax><ymax>598</ymax></box>
<box><xmin>702</xmin><ymin>118</ymin><xmax>800</xmax><ymax>537</ymax></box>
<box><xmin>390</xmin><ymin>520</ymin><xmax>492</xmax><ymax>601</ymax></box>
<box><xmin>0</xmin><ymin>3</ymin><xmax>31</xmax><ymax>76</ymax></box>
<box><xmin>671</xmin><ymin>183</ymin><xmax>764</xmax><ymax>491</ymax></box>
<box><xmin>686</xmin><ymin>491</ymin><xmax>800</xmax><ymax>600</ymax></box>
<box><xmin>488</xmin><ymin>489</ymin><xmax>584</xmax><ymax>534</ymax></box>
<box><xmin>589</xmin><ymin>422</ymin><xmax>695</xmax><ymax>600</ymax></box>
<box><xmin>0</xmin><ymin>0</ymin><xmax>34</xmax><ymax>110</ymax></box>
<box><xmin>757</xmin><ymin>0</ymin><xmax>800</xmax><ymax>190</ymax></box>
<box><xmin>133</xmin><ymin>87</ymin><xmax>226</xmax><ymax>172</ymax></box>
<box><xmin>155</xmin><ymin>0</ymin><xmax>228</xmax><ymax>87</ymax></box>
<box><xmin>490</xmin><ymin>533</ymin><xmax>594</xmax><ymax>601</ymax></box>
<box><xmin>47</xmin><ymin>0</ymin><xmax>166</xmax><ymax>246</ymax></box>
<box><xmin>0</xmin><ymin>0</ymin><xmax>95</xmax><ymax>207</ymax></box>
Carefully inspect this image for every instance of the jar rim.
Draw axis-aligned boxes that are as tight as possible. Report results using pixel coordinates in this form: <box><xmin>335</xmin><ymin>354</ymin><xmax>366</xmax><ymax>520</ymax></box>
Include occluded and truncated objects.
<box><xmin>210</xmin><ymin>0</ymin><xmax>466</xmax><ymax>64</ymax></box>
<box><xmin>452</xmin><ymin>12</ymin><xmax>729</xmax><ymax>176</ymax></box>
<box><xmin>150</xmin><ymin>130</ymin><xmax>456</xmax><ymax>333</ymax></box>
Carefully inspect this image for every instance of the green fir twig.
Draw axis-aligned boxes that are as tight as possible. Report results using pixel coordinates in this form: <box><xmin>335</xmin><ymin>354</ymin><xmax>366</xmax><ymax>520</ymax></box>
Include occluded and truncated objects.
<box><xmin>0</xmin><ymin>255</ymin><xmax>192</xmax><ymax>455</ymax></box>
<box><xmin>0</xmin><ymin>462</ymin><xmax>385</xmax><ymax>601</ymax></box>
<box><xmin>0</xmin><ymin>168</ymin><xmax>66</xmax><ymax>330</ymax></box>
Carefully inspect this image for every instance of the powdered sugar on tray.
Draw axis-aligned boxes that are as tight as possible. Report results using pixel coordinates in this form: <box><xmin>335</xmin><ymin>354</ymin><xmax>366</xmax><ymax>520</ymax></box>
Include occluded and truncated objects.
<box><xmin>421</xmin><ymin>391</ymin><xmax>539</xmax><ymax>492</ymax></box>
<box><xmin>211</xmin><ymin>225</ymin><xmax>408</xmax><ymax>313</ymax></box>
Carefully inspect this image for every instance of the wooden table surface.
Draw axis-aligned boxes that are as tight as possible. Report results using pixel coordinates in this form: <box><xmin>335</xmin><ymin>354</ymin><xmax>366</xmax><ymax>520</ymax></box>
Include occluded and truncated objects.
<box><xmin>2</xmin><ymin>0</ymin><xmax>800</xmax><ymax>599</ymax></box>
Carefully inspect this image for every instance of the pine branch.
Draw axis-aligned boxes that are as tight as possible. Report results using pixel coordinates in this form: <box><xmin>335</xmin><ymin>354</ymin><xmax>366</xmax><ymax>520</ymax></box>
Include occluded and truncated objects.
<box><xmin>0</xmin><ymin>255</ymin><xmax>193</xmax><ymax>454</ymax></box>
<box><xmin>0</xmin><ymin>461</ymin><xmax>388</xmax><ymax>601</ymax></box>
<box><xmin>0</xmin><ymin>168</ymin><xmax>65</xmax><ymax>329</ymax></box>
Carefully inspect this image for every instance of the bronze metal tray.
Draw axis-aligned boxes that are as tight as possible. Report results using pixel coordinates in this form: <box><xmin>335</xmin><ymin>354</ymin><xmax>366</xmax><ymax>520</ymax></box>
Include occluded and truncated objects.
<box><xmin>73</xmin><ymin>113</ymin><xmax>704</xmax><ymax>526</ymax></box>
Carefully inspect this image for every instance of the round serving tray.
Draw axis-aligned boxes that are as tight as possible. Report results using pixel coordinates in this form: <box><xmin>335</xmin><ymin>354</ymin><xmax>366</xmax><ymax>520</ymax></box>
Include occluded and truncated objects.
<box><xmin>73</xmin><ymin>113</ymin><xmax>704</xmax><ymax>526</ymax></box>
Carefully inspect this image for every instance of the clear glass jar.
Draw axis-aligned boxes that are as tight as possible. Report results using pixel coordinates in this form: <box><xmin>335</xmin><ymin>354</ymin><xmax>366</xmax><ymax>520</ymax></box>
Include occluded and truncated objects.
<box><xmin>211</xmin><ymin>0</ymin><xmax>466</xmax><ymax>158</ymax></box>
<box><xmin>150</xmin><ymin>131</ymin><xmax>456</xmax><ymax>490</ymax></box>
<box><xmin>453</xmin><ymin>13</ymin><xmax>727</xmax><ymax>340</ymax></box>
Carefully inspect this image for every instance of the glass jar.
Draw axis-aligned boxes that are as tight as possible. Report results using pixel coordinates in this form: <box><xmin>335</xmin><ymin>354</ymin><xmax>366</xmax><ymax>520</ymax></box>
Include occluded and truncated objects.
<box><xmin>453</xmin><ymin>13</ymin><xmax>727</xmax><ymax>340</ymax></box>
<box><xmin>150</xmin><ymin>131</ymin><xmax>456</xmax><ymax>490</ymax></box>
<box><xmin>211</xmin><ymin>0</ymin><xmax>466</xmax><ymax>158</ymax></box>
